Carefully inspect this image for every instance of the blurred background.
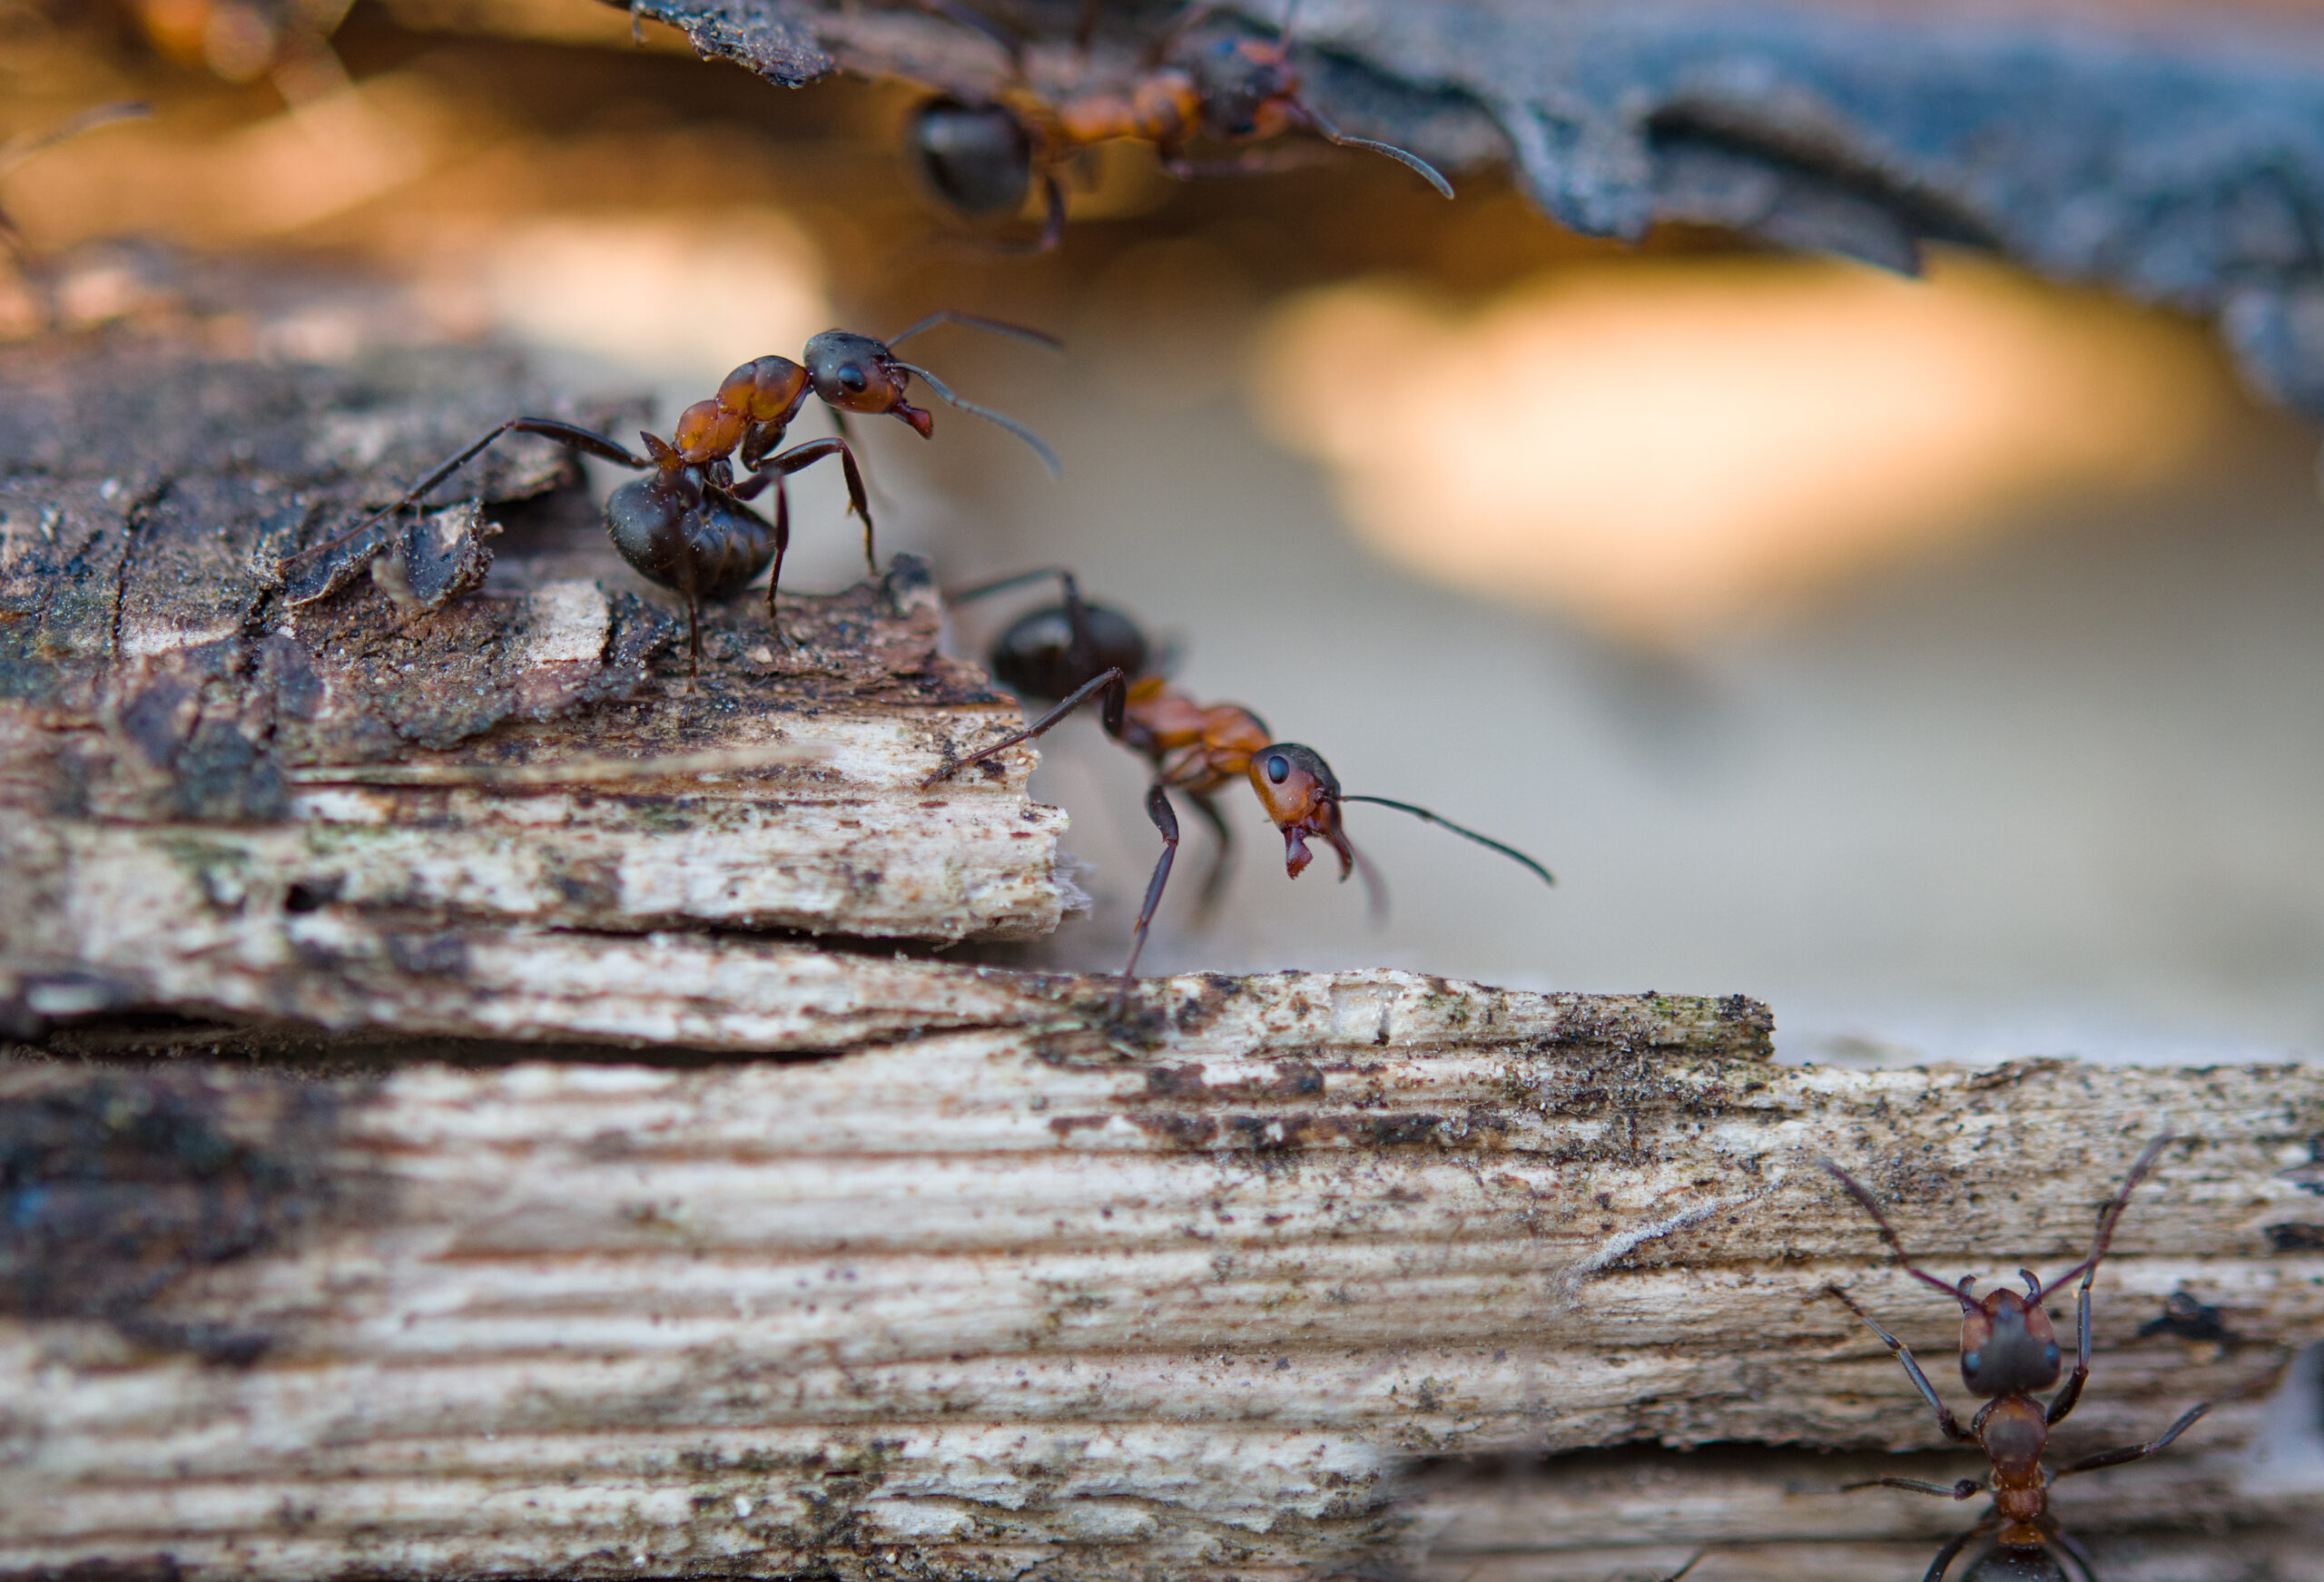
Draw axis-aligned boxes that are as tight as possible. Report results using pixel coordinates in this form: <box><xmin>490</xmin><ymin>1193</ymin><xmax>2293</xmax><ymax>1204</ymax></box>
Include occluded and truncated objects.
<box><xmin>7</xmin><ymin>0</ymin><xmax>2324</xmax><ymax>1064</ymax></box>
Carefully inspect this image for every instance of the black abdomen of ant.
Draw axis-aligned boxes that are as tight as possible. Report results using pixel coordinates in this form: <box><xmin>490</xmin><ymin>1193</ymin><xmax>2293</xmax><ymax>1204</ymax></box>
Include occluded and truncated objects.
<box><xmin>988</xmin><ymin>595</ymin><xmax>1150</xmax><ymax>702</ymax></box>
<box><xmin>912</xmin><ymin>97</ymin><xmax>1039</xmax><ymax>217</ymax></box>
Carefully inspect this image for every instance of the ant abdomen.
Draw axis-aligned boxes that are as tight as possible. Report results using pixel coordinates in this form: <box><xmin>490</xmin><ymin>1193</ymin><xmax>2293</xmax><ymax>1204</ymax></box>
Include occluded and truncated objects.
<box><xmin>991</xmin><ymin>601</ymin><xmax>1149</xmax><ymax>702</ymax></box>
<box><xmin>605</xmin><ymin>472</ymin><xmax>773</xmax><ymax>600</ymax></box>
<box><xmin>911</xmin><ymin>97</ymin><xmax>1035</xmax><ymax>217</ymax></box>
<box><xmin>1962</xmin><ymin>1545</ymin><xmax>2066</xmax><ymax>1582</ymax></box>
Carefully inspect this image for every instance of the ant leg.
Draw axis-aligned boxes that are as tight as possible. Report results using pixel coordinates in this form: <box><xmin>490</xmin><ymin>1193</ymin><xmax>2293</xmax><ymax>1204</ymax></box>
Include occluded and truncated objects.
<box><xmin>2043</xmin><ymin>1135</ymin><xmax>2175</xmax><ymax>1424</ymax></box>
<box><xmin>1118</xmin><ymin>781</ymin><xmax>1180</xmax><ymax>988</ymax></box>
<box><xmin>1036</xmin><ymin>174</ymin><xmax>1068</xmax><ymax>252</ymax></box>
<box><xmin>271</xmin><ymin>418</ymin><xmax>651</xmax><ymax>577</ymax></box>
<box><xmin>1817</xmin><ymin>1159</ymin><xmax>1987</xmax><ymax>1303</ymax></box>
<box><xmin>946</xmin><ymin>567</ymin><xmax>1078</xmax><ymax>606</ymax></box>
<box><xmin>748</xmin><ymin>437</ymin><xmax>876</xmax><ymax>575</ymax></box>
<box><xmin>828</xmin><ymin>409</ymin><xmax>892</xmax><ymax>514</ymax></box>
<box><xmin>1922</xmin><ymin>1519</ymin><xmax>1997</xmax><ymax>1582</ymax></box>
<box><xmin>757</xmin><ymin>481</ymin><xmax>792</xmax><ymax>647</ymax></box>
<box><xmin>2052</xmin><ymin>1402</ymin><xmax>2211</xmax><ymax>1479</ymax></box>
<box><xmin>1841</xmin><ymin>1477</ymin><xmax>1984</xmax><ymax>1498</ymax></box>
<box><xmin>922</xmin><ymin>666</ymin><xmax>1127</xmax><ymax>787</ymax></box>
<box><xmin>1187</xmin><ymin>792</ymin><xmax>1236</xmax><ymax>923</ymax></box>
<box><xmin>1827</xmin><ymin>1284</ymin><xmax>1974</xmax><ymax>1442</ymax></box>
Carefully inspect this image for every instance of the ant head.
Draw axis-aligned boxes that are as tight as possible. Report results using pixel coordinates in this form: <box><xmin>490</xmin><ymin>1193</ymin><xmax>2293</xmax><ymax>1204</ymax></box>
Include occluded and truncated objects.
<box><xmin>1250</xmin><ymin>742</ymin><xmax>1355</xmax><ymax>880</ymax></box>
<box><xmin>991</xmin><ymin>602</ymin><xmax>1149</xmax><ymax>703</ymax></box>
<box><xmin>1960</xmin><ymin>1285</ymin><xmax>2063</xmax><ymax>1398</ymax></box>
<box><xmin>1188</xmin><ymin>34</ymin><xmax>1298</xmax><ymax>141</ymax></box>
<box><xmin>603</xmin><ymin>468</ymin><xmax>704</xmax><ymax>584</ymax></box>
<box><xmin>804</xmin><ymin>330</ymin><xmax>931</xmax><ymax>435</ymax></box>
<box><xmin>910</xmin><ymin>97</ymin><xmax>1035</xmax><ymax>218</ymax></box>
<box><xmin>718</xmin><ymin>356</ymin><xmax>809</xmax><ymax>425</ymax></box>
<box><xmin>672</xmin><ymin>398</ymin><xmax>747</xmax><ymax>467</ymax></box>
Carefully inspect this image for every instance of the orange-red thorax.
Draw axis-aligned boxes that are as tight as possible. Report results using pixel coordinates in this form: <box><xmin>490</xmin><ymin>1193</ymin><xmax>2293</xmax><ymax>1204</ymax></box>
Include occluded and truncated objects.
<box><xmin>1121</xmin><ymin>675</ymin><xmax>1270</xmax><ymax>795</ymax></box>
<box><xmin>1050</xmin><ymin>70</ymin><xmax>1202</xmax><ymax>151</ymax></box>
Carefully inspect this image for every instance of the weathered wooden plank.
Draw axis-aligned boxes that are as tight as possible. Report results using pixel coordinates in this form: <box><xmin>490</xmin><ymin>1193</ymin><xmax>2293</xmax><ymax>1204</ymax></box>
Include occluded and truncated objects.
<box><xmin>2</xmin><ymin>1004</ymin><xmax>2317</xmax><ymax>1579</ymax></box>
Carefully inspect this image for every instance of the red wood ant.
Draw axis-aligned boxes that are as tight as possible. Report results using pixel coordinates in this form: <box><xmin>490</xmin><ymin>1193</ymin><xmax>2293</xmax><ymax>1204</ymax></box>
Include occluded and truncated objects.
<box><xmin>908</xmin><ymin>1</ymin><xmax>1453</xmax><ymax>251</ymax></box>
<box><xmin>1817</xmin><ymin>1136</ymin><xmax>2211</xmax><ymax>1582</ymax></box>
<box><xmin>266</xmin><ymin>313</ymin><xmax>1059</xmax><ymax>678</ymax></box>
<box><xmin>928</xmin><ymin>568</ymin><xmax>1553</xmax><ymax>986</ymax></box>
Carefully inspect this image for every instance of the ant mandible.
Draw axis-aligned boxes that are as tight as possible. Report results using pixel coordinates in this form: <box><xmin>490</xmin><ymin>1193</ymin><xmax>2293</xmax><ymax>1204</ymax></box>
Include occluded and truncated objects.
<box><xmin>909</xmin><ymin>0</ymin><xmax>1453</xmax><ymax>251</ymax></box>
<box><xmin>1817</xmin><ymin>1136</ymin><xmax>2211</xmax><ymax>1582</ymax></box>
<box><xmin>266</xmin><ymin>313</ymin><xmax>1060</xmax><ymax>678</ymax></box>
<box><xmin>925</xmin><ymin>568</ymin><xmax>1553</xmax><ymax>988</ymax></box>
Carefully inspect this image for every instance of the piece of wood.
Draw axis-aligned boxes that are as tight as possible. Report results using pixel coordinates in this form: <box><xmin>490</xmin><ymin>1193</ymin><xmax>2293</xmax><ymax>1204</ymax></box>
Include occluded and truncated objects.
<box><xmin>0</xmin><ymin>336</ymin><xmax>1074</xmax><ymax>1044</ymax></box>
<box><xmin>3</xmin><ymin>1004</ymin><xmax>2319</xmax><ymax>1580</ymax></box>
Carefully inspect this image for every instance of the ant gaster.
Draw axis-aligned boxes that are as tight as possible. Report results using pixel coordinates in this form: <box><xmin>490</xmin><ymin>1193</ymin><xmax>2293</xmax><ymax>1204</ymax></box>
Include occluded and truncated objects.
<box><xmin>1817</xmin><ymin>1136</ymin><xmax>2211</xmax><ymax>1582</ymax></box>
<box><xmin>909</xmin><ymin>1</ymin><xmax>1453</xmax><ymax>251</ymax></box>
<box><xmin>265</xmin><ymin>313</ymin><xmax>1059</xmax><ymax>678</ymax></box>
<box><xmin>927</xmin><ymin>569</ymin><xmax>1553</xmax><ymax>988</ymax></box>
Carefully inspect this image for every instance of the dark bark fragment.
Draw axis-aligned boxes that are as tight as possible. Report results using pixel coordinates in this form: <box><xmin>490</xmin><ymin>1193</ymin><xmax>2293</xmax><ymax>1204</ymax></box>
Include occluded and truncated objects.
<box><xmin>617</xmin><ymin>0</ymin><xmax>2324</xmax><ymax>418</ymax></box>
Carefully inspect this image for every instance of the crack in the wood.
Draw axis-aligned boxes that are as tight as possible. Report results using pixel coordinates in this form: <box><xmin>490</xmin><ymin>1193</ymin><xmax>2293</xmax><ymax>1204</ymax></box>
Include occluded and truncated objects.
<box><xmin>105</xmin><ymin>474</ymin><xmax>172</xmax><ymax>663</ymax></box>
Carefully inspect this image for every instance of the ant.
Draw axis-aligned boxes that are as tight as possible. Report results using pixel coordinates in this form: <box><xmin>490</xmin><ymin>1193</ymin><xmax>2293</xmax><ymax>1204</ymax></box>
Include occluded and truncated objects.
<box><xmin>926</xmin><ymin>568</ymin><xmax>1553</xmax><ymax>988</ymax></box>
<box><xmin>1817</xmin><ymin>1136</ymin><xmax>2211</xmax><ymax>1582</ymax></box>
<box><xmin>265</xmin><ymin>313</ymin><xmax>1059</xmax><ymax>679</ymax></box>
<box><xmin>908</xmin><ymin>0</ymin><xmax>1453</xmax><ymax>251</ymax></box>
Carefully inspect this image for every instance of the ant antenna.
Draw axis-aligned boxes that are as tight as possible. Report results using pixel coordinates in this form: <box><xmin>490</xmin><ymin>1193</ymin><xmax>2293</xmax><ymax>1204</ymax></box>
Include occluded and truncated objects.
<box><xmin>1339</xmin><ymin>794</ymin><xmax>1555</xmax><ymax>886</ymax></box>
<box><xmin>1263</xmin><ymin>0</ymin><xmax>1454</xmax><ymax>199</ymax></box>
<box><xmin>891</xmin><ymin>360</ymin><xmax>1062</xmax><ymax>477</ymax></box>
<box><xmin>1817</xmin><ymin>1157</ymin><xmax>1984</xmax><ymax>1311</ymax></box>
<box><xmin>1297</xmin><ymin>104</ymin><xmax>1455</xmax><ymax>198</ymax></box>
<box><xmin>883</xmin><ymin>311</ymin><xmax>1065</xmax><ymax>476</ymax></box>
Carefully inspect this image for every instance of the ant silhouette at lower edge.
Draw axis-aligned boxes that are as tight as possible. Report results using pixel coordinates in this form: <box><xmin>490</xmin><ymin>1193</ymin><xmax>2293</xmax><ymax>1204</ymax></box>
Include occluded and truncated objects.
<box><xmin>1817</xmin><ymin>1135</ymin><xmax>2211</xmax><ymax>1582</ymax></box>
<box><xmin>261</xmin><ymin>312</ymin><xmax>1060</xmax><ymax>681</ymax></box>
<box><xmin>927</xmin><ymin>567</ymin><xmax>1554</xmax><ymax>995</ymax></box>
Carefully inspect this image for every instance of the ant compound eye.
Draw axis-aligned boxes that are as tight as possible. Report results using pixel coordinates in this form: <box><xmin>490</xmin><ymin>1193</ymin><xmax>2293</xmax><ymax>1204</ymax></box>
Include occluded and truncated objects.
<box><xmin>1265</xmin><ymin>753</ymin><xmax>1290</xmax><ymax>784</ymax></box>
<box><xmin>1962</xmin><ymin>1351</ymin><xmax>1982</xmax><ymax>1374</ymax></box>
<box><xmin>838</xmin><ymin>363</ymin><xmax>870</xmax><ymax>394</ymax></box>
<box><xmin>2044</xmin><ymin>1343</ymin><xmax>2060</xmax><ymax>1367</ymax></box>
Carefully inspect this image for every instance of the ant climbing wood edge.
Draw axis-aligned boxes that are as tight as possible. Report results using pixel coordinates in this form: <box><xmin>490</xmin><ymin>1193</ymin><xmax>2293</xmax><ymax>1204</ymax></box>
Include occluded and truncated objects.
<box><xmin>929</xmin><ymin>566</ymin><xmax>1554</xmax><ymax>989</ymax></box>
<box><xmin>1814</xmin><ymin>1136</ymin><xmax>2213</xmax><ymax>1582</ymax></box>
<box><xmin>256</xmin><ymin>312</ymin><xmax>1061</xmax><ymax>678</ymax></box>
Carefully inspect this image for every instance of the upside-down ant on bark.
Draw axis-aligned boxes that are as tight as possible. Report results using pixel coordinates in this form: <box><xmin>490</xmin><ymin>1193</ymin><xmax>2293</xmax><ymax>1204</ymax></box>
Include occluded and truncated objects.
<box><xmin>262</xmin><ymin>314</ymin><xmax>1059</xmax><ymax>680</ymax></box>
<box><xmin>926</xmin><ymin>568</ymin><xmax>1553</xmax><ymax>991</ymax></box>
<box><xmin>1817</xmin><ymin>1136</ymin><xmax>2211</xmax><ymax>1582</ymax></box>
<box><xmin>907</xmin><ymin>0</ymin><xmax>1453</xmax><ymax>251</ymax></box>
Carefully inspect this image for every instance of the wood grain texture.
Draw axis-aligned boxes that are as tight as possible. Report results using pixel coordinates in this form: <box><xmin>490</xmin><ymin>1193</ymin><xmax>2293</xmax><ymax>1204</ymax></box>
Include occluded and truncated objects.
<box><xmin>3</xmin><ymin>988</ymin><xmax>2318</xmax><ymax>1580</ymax></box>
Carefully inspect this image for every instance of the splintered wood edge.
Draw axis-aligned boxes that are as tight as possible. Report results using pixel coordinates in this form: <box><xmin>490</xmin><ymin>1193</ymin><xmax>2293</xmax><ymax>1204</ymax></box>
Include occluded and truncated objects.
<box><xmin>1</xmin><ymin>1013</ymin><xmax>2318</xmax><ymax>1581</ymax></box>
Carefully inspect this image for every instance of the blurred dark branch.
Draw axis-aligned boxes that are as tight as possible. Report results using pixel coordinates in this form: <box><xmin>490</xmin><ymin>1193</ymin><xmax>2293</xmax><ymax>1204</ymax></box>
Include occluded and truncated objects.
<box><xmin>613</xmin><ymin>0</ymin><xmax>2324</xmax><ymax>418</ymax></box>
